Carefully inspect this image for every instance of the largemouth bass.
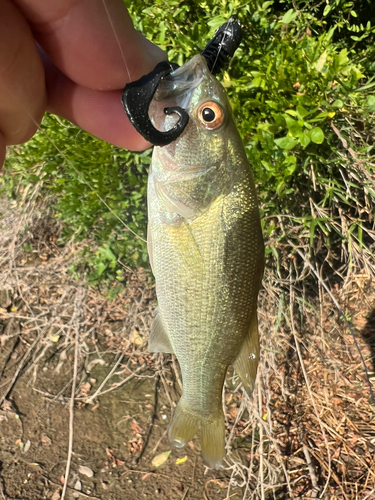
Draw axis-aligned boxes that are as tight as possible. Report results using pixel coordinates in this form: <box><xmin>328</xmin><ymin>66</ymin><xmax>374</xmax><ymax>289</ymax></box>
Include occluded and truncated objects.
<box><xmin>146</xmin><ymin>54</ymin><xmax>264</xmax><ymax>468</ymax></box>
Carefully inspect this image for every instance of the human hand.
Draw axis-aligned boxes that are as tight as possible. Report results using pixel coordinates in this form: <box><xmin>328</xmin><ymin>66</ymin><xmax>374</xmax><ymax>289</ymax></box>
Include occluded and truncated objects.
<box><xmin>0</xmin><ymin>0</ymin><xmax>166</xmax><ymax>167</ymax></box>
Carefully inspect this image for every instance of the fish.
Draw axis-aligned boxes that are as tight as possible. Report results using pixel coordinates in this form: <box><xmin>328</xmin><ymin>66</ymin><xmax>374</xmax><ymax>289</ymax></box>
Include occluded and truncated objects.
<box><xmin>145</xmin><ymin>53</ymin><xmax>265</xmax><ymax>469</ymax></box>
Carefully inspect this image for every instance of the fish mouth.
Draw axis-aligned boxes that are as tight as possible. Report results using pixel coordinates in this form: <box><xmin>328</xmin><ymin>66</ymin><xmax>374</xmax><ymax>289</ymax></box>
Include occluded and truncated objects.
<box><xmin>149</xmin><ymin>55</ymin><xmax>209</xmax><ymax>133</ymax></box>
<box><xmin>156</xmin><ymin>55</ymin><xmax>207</xmax><ymax>105</ymax></box>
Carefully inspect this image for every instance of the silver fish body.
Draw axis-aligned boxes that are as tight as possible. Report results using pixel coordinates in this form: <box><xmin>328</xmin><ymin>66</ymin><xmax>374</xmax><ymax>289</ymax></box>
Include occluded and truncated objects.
<box><xmin>147</xmin><ymin>55</ymin><xmax>264</xmax><ymax>468</ymax></box>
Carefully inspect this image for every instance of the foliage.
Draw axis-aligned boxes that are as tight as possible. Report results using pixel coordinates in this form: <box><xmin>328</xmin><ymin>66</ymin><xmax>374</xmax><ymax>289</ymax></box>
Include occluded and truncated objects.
<box><xmin>2</xmin><ymin>0</ymin><xmax>375</xmax><ymax>282</ymax></box>
<box><xmin>226</xmin><ymin>1</ymin><xmax>375</xmax><ymax>271</ymax></box>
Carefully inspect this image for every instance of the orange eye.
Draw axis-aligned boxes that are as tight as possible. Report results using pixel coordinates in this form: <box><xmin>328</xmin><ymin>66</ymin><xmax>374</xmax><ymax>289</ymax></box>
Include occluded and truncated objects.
<box><xmin>197</xmin><ymin>101</ymin><xmax>224</xmax><ymax>130</ymax></box>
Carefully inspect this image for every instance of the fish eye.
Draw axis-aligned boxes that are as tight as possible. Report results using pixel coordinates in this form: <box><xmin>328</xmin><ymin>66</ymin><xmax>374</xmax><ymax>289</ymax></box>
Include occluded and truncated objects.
<box><xmin>197</xmin><ymin>101</ymin><xmax>224</xmax><ymax>130</ymax></box>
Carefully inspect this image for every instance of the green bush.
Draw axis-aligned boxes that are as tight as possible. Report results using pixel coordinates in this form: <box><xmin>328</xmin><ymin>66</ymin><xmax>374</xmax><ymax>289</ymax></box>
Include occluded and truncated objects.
<box><xmin>2</xmin><ymin>0</ymin><xmax>375</xmax><ymax>283</ymax></box>
<box><xmin>2</xmin><ymin>115</ymin><xmax>150</xmax><ymax>283</ymax></box>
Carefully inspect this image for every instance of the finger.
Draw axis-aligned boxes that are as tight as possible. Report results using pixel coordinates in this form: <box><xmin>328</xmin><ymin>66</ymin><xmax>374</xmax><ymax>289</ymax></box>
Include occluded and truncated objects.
<box><xmin>0</xmin><ymin>0</ymin><xmax>46</xmax><ymax>145</ymax></box>
<box><xmin>44</xmin><ymin>57</ymin><xmax>151</xmax><ymax>151</ymax></box>
<box><xmin>14</xmin><ymin>0</ymin><xmax>166</xmax><ymax>90</ymax></box>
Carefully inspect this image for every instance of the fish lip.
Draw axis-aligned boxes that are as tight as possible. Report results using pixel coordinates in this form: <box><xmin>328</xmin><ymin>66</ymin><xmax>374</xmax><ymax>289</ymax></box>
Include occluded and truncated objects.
<box><xmin>153</xmin><ymin>55</ymin><xmax>208</xmax><ymax>109</ymax></box>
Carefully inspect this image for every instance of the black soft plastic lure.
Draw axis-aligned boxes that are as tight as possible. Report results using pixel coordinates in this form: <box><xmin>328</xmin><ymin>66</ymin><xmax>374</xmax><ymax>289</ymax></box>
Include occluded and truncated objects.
<box><xmin>201</xmin><ymin>18</ymin><xmax>242</xmax><ymax>75</ymax></box>
<box><xmin>122</xmin><ymin>18</ymin><xmax>242</xmax><ymax>147</ymax></box>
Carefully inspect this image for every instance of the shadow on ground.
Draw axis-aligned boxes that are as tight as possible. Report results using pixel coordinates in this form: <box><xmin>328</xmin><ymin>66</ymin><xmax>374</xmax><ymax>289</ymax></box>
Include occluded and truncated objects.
<box><xmin>361</xmin><ymin>307</ymin><xmax>375</xmax><ymax>372</ymax></box>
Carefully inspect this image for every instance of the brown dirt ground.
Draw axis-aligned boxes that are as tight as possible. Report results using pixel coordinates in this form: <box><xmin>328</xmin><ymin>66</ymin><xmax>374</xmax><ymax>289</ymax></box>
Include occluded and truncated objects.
<box><xmin>0</xmin><ymin>196</ymin><xmax>375</xmax><ymax>500</ymax></box>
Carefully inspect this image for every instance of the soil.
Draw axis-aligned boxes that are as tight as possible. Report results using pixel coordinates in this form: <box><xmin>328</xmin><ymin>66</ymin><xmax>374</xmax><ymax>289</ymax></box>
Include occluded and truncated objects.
<box><xmin>0</xmin><ymin>350</ymin><xmax>232</xmax><ymax>500</ymax></box>
<box><xmin>1</xmin><ymin>197</ymin><xmax>375</xmax><ymax>500</ymax></box>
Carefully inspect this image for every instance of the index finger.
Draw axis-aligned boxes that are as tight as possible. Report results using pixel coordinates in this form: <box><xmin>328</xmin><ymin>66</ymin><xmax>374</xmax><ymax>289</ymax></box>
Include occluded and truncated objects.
<box><xmin>13</xmin><ymin>0</ymin><xmax>164</xmax><ymax>89</ymax></box>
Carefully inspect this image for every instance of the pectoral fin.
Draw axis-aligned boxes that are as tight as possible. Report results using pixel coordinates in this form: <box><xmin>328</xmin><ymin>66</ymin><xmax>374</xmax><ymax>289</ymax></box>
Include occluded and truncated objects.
<box><xmin>233</xmin><ymin>313</ymin><xmax>260</xmax><ymax>396</ymax></box>
<box><xmin>149</xmin><ymin>308</ymin><xmax>174</xmax><ymax>354</ymax></box>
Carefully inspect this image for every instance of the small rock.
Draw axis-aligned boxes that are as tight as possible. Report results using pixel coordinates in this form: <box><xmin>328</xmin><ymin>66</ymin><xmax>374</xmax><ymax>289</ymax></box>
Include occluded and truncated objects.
<box><xmin>78</xmin><ymin>465</ymin><xmax>94</xmax><ymax>477</ymax></box>
<box><xmin>51</xmin><ymin>490</ymin><xmax>61</xmax><ymax>500</ymax></box>
<box><xmin>74</xmin><ymin>479</ymin><xmax>82</xmax><ymax>491</ymax></box>
<box><xmin>24</xmin><ymin>440</ymin><xmax>31</xmax><ymax>453</ymax></box>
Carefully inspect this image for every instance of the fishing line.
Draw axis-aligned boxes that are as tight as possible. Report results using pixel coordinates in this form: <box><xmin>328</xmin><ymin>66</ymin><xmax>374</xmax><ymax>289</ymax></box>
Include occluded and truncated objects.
<box><xmin>101</xmin><ymin>0</ymin><xmax>132</xmax><ymax>82</ymax></box>
<box><xmin>30</xmin><ymin>131</ymin><xmax>147</xmax><ymax>243</ymax></box>
<box><xmin>0</xmin><ymin>79</ymin><xmax>146</xmax><ymax>243</ymax></box>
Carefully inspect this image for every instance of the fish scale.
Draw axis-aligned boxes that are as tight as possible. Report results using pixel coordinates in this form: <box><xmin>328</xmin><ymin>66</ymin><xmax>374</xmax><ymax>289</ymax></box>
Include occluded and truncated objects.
<box><xmin>147</xmin><ymin>55</ymin><xmax>264</xmax><ymax>468</ymax></box>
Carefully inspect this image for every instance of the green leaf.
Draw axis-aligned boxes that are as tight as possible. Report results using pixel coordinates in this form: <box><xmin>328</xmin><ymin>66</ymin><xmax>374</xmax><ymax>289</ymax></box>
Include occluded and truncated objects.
<box><xmin>309</xmin><ymin>220</ymin><xmax>316</xmax><ymax>248</ymax></box>
<box><xmin>308</xmin><ymin>112</ymin><xmax>333</xmax><ymax>122</ymax></box>
<box><xmin>323</xmin><ymin>4</ymin><xmax>331</xmax><ymax>16</ymax></box>
<box><xmin>250</xmin><ymin>76</ymin><xmax>265</xmax><ymax>88</ymax></box>
<box><xmin>99</xmin><ymin>245</ymin><xmax>117</xmax><ymax>263</ymax></box>
<box><xmin>367</xmin><ymin>95</ymin><xmax>375</xmax><ymax>112</ymax></box>
<box><xmin>355</xmin><ymin>80</ymin><xmax>375</xmax><ymax>92</ymax></box>
<box><xmin>152</xmin><ymin>451</ymin><xmax>171</xmax><ymax>467</ymax></box>
<box><xmin>296</xmin><ymin>105</ymin><xmax>309</xmax><ymax>119</ymax></box>
<box><xmin>284</xmin><ymin>116</ymin><xmax>302</xmax><ymax>136</ymax></box>
<box><xmin>285</xmin><ymin>110</ymin><xmax>298</xmax><ymax>117</ymax></box>
<box><xmin>337</xmin><ymin>49</ymin><xmax>349</xmax><ymax>68</ymax></box>
<box><xmin>96</xmin><ymin>262</ymin><xmax>107</xmax><ymax>277</ymax></box>
<box><xmin>310</xmin><ymin>127</ymin><xmax>325</xmax><ymax>144</ymax></box>
<box><xmin>281</xmin><ymin>9</ymin><xmax>297</xmax><ymax>24</ymax></box>
<box><xmin>284</xmin><ymin>156</ymin><xmax>297</xmax><ymax>176</ymax></box>
<box><xmin>207</xmin><ymin>16</ymin><xmax>230</xmax><ymax>29</ymax></box>
<box><xmin>274</xmin><ymin>137</ymin><xmax>298</xmax><ymax>150</ymax></box>
<box><xmin>331</xmin><ymin>99</ymin><xmax>343</xmax><ymax>108</ymax></box>
<box><xmin>315</xmin><ymin>51</ymin><xmax>327</xmax><ymax>73</ymax></box>
<box><xmin>298</xmin><ymin>132</ymin><xmax>311</xmax><ymax>148</ymax></box>
<box><xmin>276</xmin><ymin>180</ymin><xmax>286</xmax><ymax>196</ymax></box>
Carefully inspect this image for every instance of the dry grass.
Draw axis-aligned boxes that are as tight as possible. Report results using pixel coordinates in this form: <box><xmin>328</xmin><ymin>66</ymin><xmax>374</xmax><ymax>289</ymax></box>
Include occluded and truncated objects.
<box><xmin>0</xmin><ymin>192</ymin><xmax>375</xmax><ymax>500</ymax></box>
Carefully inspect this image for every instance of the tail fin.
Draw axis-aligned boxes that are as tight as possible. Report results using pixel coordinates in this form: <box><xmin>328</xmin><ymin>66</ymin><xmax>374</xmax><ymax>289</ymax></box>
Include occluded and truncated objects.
<box><xmin>168</xmin><ymin>398</ymin><xmax>198</xmax><ymax>449</ymax></box>
<box><xmin>168</xmin><ymin>398</ymin><xmax>225</xmax><ymax>469</ymax></box>
<box><xmin>201</xmin><ymin>414</ymin><xmax>225</xmax><ymax>469</ymax></box>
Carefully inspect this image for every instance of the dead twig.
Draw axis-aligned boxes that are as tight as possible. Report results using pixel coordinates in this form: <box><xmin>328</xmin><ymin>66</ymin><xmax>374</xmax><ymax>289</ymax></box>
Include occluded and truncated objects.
<box><xmin>302</xmin><ymin>443</ymin><xmax>319</xmax><ymax>499</ymax></box>
<box><xmin>181</xmin><ymin>486</ymin><xmax>189</xmax><ymax>500</ymax></box>
<box><xmin>135</xmin><ymin>372</ymin><xmax>160</xmax><ymax>463</ymax></box>
<box><xmin>0</xmin><ymin>477</ymin><xmax>7</xmax><ymax>500</ymax></box>
<box><xmin>42</xmin><ymin>475</ymin><xmax>101</xmax><ymax>500</ymax></box>
<box><xmin>257</xmin><ymin>382</ymin><xmax>265</xmax><ymax>500</ymax></box>
<box><xmin>60</xmin><ymin>287</ymin><xmax>86</xmax><ymax>500</ymax></box>
<box><xmin>0</xmin><ymin>334</ymin><xmax>40</xmax><ymax>407</ymax></box>
<box><xmin>84</xmin><ymin>363</ymin><xmax>146</xmax><ymax>400</ymax></box>
<box><xmin>149</xmin><ymin>429</ymin><xmax>168</xmax><ymax>456</ymax></box>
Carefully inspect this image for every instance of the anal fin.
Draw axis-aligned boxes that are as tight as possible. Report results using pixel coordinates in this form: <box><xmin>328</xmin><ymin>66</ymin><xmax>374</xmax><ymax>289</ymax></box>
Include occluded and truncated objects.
<box><xmin>233</xmin><ymin>313</ymin><xmax>260</xmax><ymax>396</ymax></box>
<box><xmin>149</xmin><ymin>308</ymin><xmax>174</xmax><ymax>354</ymax></box>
